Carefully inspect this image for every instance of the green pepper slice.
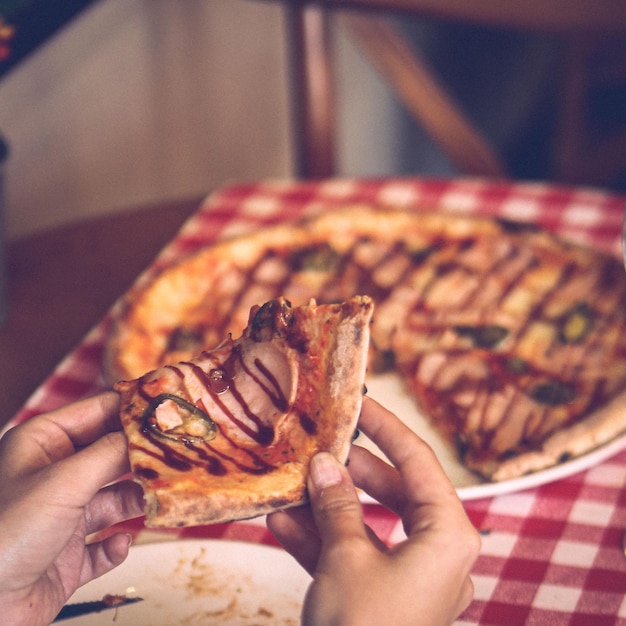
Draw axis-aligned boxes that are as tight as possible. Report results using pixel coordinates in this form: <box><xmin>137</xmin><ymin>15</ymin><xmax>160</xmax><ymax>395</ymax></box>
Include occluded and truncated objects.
<box><xmin>142</xmin><ymin>393</ymin><xmax>217</xmax><ymax>444</ymax></box>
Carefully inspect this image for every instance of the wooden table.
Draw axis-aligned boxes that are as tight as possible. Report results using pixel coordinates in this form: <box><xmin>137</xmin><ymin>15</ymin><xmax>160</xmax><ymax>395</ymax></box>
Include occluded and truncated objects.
<box><xmin>0</xmin><ymin>196</ymin><xmax>201</xmax><ymax>426</ymax></box>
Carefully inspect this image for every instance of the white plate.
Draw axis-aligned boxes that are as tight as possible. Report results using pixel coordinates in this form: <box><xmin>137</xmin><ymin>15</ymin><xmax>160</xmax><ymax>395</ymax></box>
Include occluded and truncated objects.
<box><xmin>61</xmin><ymin>540</ymin><xmax>311</xmax><ymax>625</ymax></box>
<box><xmin>363</xmin><ymin>373</ymin><xmax>626</xmax><ymax>501</ymax></box>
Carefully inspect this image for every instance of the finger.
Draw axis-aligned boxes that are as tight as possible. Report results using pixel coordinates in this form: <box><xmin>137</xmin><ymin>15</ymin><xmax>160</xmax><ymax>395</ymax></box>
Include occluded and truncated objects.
<box><xmin>307</xmin><ymin>452</ymin><xmax>367</xmax><ymax>548</ymax></box>
<box><xmin>347</xmin><ymin>445</ymin><xmax>406</xmax><ymax>515</ymax></box>
<box><xmin>40</xmin><ymin>391</ymin><xmax>122</xmax><ymax>448</ymax></box>
<box><xmin>43</xmin><ymin>431</ymin><xmax>132</xmax><ymax>510</ymax></box>
<box><xmin>78</xmin><ymin>532</ymin><xmax>133</xmax><ymax>588</ymax></box>
<box><xmin>266</xmin><ymin>508</ymin><xmax>321</xmax><ymax>575</ymax></box>
<box><xmin>459</xmin><ymin>576</ymin><xmax>475</xmax><ymax>617</ymax></box>
<box><xmin>358</xmin><ymin>397</ymin><xmax>458</xmax><ymax>503</ymax></box>
<box><xmin>268</xmin><ymin>497</ymin><xmax>387</xmax><ymax>571</ymax></box>
<box><xmin>0</xmin><ymin>392</ymin><xmax>122</xmax><ymax>472</ymax></box>
<box><xmin>84</xmin><ymin>480</ymin><xmax>144</xmax><ymax>535</ymax></box>
<box><xmin>358</xmin><ymin>397</ymin><xmax>469</xmax><ymax>537</ymax></box>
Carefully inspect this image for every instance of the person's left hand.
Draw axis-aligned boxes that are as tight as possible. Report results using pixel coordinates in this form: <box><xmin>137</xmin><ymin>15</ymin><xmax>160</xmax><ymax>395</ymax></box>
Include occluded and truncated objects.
<box><xmin>0</xmin><ymin>391</ymin><xmax>144</xmax><ymax>626</ymax></box>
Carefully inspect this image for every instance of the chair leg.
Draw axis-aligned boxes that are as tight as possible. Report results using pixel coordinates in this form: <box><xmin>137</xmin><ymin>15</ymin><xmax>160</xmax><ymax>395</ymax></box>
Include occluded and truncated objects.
<box><xmin>286</xmin><ymin>3</ymin><xmax>336</xmax><ymax>178</ymax></box>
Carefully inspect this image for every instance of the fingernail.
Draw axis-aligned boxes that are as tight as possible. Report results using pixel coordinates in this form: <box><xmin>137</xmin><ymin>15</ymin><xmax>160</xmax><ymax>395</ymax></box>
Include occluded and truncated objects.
<box><xmin>310</xmin><ymin>452</ymin><xmax>343</xmax><ymax>489</ymax></box>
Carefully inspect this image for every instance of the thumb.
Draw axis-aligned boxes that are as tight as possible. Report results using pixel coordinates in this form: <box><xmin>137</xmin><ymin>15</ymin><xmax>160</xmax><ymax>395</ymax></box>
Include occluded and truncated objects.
<box><xmin>307</xmin><ymin>452</ymin><xmax>367</xmax><ymax>544</ymax></box>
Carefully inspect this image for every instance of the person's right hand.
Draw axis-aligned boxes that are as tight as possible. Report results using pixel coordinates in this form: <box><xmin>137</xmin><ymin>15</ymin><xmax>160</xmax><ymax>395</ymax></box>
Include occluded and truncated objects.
<box><xmin>267</xmin><ymin>397</ymin><xmax>480</xmax><ymax>626</ymax></box>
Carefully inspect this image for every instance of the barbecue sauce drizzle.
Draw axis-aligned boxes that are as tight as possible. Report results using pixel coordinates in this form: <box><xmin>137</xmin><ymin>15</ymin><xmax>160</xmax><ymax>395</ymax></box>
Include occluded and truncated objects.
<box><xmin>396</xmin><ymin>235</ymin><xmax>619</xmax><ymax>461</ymax></box>
<box><xmin>134</xmin><ymin>343</ymin><xmax>291</xmax><ymax>477</ymax></box>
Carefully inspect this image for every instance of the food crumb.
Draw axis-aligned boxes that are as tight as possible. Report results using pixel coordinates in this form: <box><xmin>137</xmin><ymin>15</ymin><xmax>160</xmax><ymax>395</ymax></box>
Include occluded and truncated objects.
<box><xmin>257</xmin><ymin>607</ymin><xmax>273</xmax><ymax>617</ymax></box>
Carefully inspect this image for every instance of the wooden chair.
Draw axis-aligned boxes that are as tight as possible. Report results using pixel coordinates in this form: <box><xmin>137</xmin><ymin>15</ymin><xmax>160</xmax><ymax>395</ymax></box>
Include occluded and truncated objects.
<box><xmin>259</xmin><ymin>0</ymin><xmax>626</xmax><ymax>186</ymax></box>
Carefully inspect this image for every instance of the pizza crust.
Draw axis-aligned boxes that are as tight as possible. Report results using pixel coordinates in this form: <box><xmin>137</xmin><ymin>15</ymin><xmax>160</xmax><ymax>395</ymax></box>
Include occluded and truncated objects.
<box><xmin>142</xmin><ymin>461</ymin><xmax>312</xmax><ymax>527</ymax></box>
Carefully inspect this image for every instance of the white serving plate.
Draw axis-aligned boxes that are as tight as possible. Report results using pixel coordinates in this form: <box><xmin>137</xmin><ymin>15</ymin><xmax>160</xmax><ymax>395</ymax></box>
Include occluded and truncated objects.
<box><xmin>61</xmin><ymin>539</ymin><xmax>310</xmax><ymax>625</ymax></box>
<box><xmin>362</xmin><ymin>373</ymin><xmax>626</xmax><ymax>501</ymax></box>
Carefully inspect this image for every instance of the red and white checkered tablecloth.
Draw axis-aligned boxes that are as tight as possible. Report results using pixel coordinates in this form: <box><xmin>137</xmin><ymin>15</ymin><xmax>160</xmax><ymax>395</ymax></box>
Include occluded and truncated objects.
<box><xmin>5</xmin><ymin>177</ymin><xmax>626</xmax><ymax>625</ymax></box>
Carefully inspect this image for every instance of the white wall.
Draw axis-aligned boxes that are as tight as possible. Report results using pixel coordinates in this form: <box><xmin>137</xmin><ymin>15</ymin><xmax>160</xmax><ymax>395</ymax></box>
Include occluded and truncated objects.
<box><xmin>0</xmin><ymin>0</ymin><xmax>294</xmax><ymax>239</ymax></box>
<box><xmin>0</xmin><ymin>0</ymin><xmax>401</xmax><ymax>241</ymax></box>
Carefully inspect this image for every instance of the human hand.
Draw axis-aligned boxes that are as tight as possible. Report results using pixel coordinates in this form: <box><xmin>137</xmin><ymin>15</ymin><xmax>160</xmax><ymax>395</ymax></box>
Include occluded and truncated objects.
<box><xmin>267</xmin><ymin>397</ymin><xmax>480</xmax><ymax>626</ymax></box>
<box><xmin>0</xmin><ymin>392</ymin><xmax>144</xmax><ymax>626</ymax></box>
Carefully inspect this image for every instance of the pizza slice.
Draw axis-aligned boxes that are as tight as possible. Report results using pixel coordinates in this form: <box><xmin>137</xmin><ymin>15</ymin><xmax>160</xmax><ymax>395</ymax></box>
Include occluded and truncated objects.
<box><xmin>115</xmin><ymin>296</ymin><xmax>373</xmax><ymax>527</ymax></box>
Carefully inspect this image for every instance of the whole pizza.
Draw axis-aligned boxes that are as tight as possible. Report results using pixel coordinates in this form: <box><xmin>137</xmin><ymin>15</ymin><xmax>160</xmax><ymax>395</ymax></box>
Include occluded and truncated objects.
<box><xmin>106</xmin><ymin>204</ymin><xmax>626</xmax><ymax>484</ymax></box>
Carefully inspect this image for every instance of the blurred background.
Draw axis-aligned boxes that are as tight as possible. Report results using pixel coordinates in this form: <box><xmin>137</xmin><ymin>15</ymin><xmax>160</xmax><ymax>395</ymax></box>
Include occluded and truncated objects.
<box><xmin>0</xmin><ymin>0</ymin><xmax>291</xmax><ymax>239</ymax></box>
<box><xmin>2</xmin><ymin>0</ymin><xmax>625</xmax><ymax>240</ymax></box>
